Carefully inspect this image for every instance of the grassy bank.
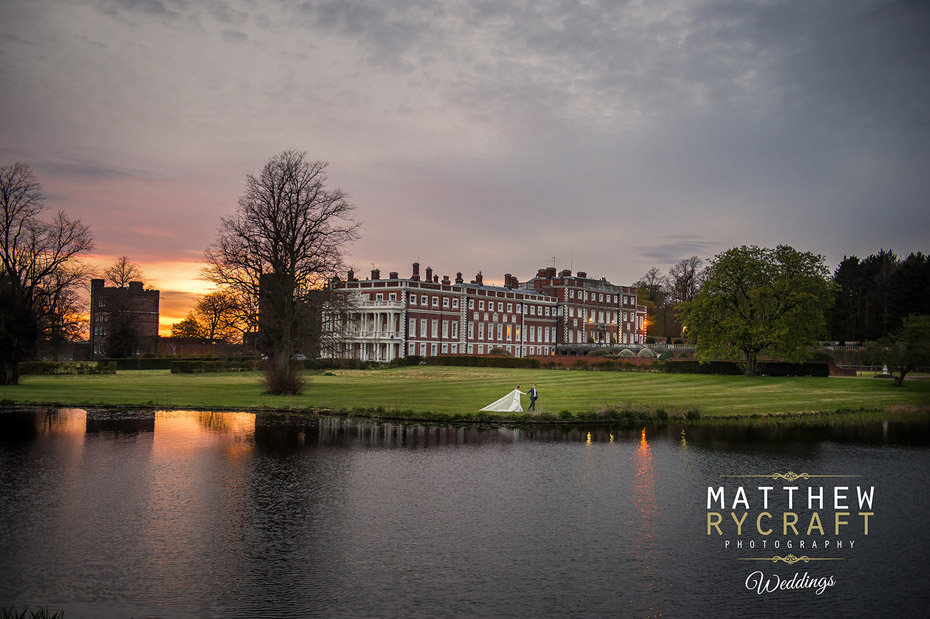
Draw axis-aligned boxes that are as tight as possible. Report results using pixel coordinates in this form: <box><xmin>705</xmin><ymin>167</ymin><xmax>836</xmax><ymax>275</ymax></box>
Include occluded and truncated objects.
<box><xmin>2</xmin><ymin>366</ymin><xmax>929</xmax><ymax>420</ymax></box>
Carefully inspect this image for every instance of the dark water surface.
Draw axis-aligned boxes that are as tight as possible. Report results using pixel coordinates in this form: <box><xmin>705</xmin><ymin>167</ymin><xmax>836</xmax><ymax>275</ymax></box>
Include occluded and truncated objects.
<box><xmin>1</xmin><ymin>408</ymin><xmax>928</xmax><ymax>618</ymax></box>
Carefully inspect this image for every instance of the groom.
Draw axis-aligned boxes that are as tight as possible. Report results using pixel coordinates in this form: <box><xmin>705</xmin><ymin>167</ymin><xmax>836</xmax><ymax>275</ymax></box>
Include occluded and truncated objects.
<box><xmin>528</xmin><ymin>384</ymin><xmax>538</xmax><ymax>411</ymax></box>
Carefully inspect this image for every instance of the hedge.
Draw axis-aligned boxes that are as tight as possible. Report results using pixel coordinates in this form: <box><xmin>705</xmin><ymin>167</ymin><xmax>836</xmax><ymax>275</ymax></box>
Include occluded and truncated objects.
<box><xmin>423</xmin><ymin>355</ymin><xmax>543</xmax><ymax>369</ymax></box>
<box><xmin>661</xmin><ymin>360</ymin><xmax>830</xmax><ymax>377</ymax></box>
<box><xmin>660</xmin><ymin>360</ymin><xmax>743</xmax><ymax>375</ymax></box>
<box><xmin>100</xmin><ymin>356</ymin><xmax>261</xmax><ymax>371</ymax></box>
<box><xmin>170</xmin><ymin>360</ymin><xmax>261</xmax><ymax>373</ymax></box>
<box><xmin>19</xmin><ymin>361</ymin><xmax>118</xmax><ymax>375</ymax></box>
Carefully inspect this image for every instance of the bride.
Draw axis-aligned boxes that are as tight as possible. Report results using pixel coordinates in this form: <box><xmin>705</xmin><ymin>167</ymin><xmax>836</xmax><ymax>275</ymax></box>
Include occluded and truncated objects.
<box><xmin>480</xmin><ymin>386</ymin><xmax>527</xmax><ymax>412</ymax></box>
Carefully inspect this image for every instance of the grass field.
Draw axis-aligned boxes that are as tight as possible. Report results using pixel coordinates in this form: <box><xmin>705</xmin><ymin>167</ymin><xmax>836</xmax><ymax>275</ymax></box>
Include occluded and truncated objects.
<box><xmin>2</xmin><ymin>366</ymin><xmax>929</xmax><ymax>419</ymax></box>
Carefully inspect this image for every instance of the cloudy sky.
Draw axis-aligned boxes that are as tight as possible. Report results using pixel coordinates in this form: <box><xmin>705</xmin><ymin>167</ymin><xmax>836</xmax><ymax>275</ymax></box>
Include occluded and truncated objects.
<box><xmin>2</xmin><ymin>0</ymin><xmax>928</xmax><ymax>332</ymax></box>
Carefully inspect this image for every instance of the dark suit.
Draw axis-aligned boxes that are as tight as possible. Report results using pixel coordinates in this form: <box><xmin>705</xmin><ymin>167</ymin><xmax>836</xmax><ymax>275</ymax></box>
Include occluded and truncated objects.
<box><xmin>528</xmin><ymin>387</ymin><xmax>538</xmax><ymax>411</ymax></box>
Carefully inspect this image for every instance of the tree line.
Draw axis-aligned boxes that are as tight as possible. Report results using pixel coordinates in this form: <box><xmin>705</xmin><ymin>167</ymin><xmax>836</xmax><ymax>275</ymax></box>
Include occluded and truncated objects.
<box><xmin>2</xmin><ymin>154</ymin><xmax>926</xmax><ymax>388</ymax></box>
<box><xmin>634</xmin><ymin>247</ymin><xmax>929</xmax><ymax>379</ymax></box>
<box><xmin>636</xmin><ymin>250</ymin><xmax>930</xmax><ymax>344</ymax></box>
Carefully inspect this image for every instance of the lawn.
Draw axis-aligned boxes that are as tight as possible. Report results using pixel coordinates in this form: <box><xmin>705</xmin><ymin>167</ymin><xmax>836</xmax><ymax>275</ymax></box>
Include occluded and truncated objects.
<box><xmin>2</xmin><ymin>366</ymin><xmax>929</xmax><ymax>418</ymax></box>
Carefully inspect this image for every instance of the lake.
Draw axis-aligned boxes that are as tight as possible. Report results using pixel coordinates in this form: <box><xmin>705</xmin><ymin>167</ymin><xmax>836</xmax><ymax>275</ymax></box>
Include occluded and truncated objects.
<box><xmin>1</xmin><ymin>408</ymin><xmax>928</xmax><ymax>618</ymax></box>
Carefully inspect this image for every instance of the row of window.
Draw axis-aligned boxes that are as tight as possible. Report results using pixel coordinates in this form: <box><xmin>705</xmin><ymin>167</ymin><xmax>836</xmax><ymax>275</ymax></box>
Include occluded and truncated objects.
<box><xmin>406</xmin><ymin>342</ymin><xmax>553</xmax><ymax>357</ymax></box>
<box><xmin>408</xmin><ymin>320</ymin><xmax>555</xmax><ymax>344</ymax></box>
<box><xmin>409</xmin><ymin>319</ymin><xmax>460</xmax><ymax>339</ymax></box>
<box><xmin>563</xmin><ymin>290</ymin><xmax>639</xmax><ymax>306</ymax></box>
<box><xmin>567</xmin><ymin>308</ymin><xmax>619</xmax><ymax>323</ymax></box>
<box><xmin>369</xmin><ymin>292</ymin><xmax>558</xmax><ymax>316</ymax></box>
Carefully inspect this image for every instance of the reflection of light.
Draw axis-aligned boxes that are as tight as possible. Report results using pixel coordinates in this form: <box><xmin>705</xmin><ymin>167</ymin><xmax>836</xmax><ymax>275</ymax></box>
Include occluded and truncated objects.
<box><xmin>680</xmin><ymin>429</ymin><xmax>688</xmax><ymax>449</ymax></box>
<box><xmin>585</xmin><ymin>431</ymin><xmax>592</xmax><ymax>445</ymax></box>
<box><xmin>609</xmin><ymin>432</ymin><xmax>614</xmax><ymax>444</ymax></box>
<box><xmin>632</xmin><ymin>423</ymin><xmax>660</xmax><ymax>616</ymax></box>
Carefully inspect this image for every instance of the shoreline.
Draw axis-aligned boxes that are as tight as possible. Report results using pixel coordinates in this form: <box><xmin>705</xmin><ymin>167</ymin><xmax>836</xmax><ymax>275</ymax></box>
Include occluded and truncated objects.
<box><xmin>3</xmin><ymin>400</ymin><xmax>928</xmax><ymax>426</ymax></box>
<box><xmin>3</xmin><ymin>367</ymin><xmax>928</xmax><ymax>424</ymax></box>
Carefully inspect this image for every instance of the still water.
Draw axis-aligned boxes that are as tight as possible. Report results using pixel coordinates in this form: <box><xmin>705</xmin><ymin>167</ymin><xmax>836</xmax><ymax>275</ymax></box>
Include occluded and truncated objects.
<box><xmin>1</xmin><ymin>408</ymin><xmax>929</xmax><ymax>618</ymax></box>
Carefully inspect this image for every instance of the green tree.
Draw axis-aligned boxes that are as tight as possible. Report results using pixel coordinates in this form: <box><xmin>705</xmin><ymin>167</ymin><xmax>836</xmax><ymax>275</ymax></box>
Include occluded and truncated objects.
<box><xmin>170</xmin><ymin>314</ymin><xmax>205</xmax><ymax>338</ymax></box>
<box><xmin>678</xmin><ymin>245</ymin><xmax>833</xmax><ymax>376</ymax></box>
<box><xmin>866</xmin><ymin>314</ymin><xmax>930</xmax><ymax>386</ymax></box>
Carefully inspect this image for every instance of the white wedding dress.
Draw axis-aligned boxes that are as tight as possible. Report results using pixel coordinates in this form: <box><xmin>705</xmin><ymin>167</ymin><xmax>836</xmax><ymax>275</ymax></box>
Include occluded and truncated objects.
<box><xmin>480</xmin><ymin>389</ymin><xmax>526</xmax><ymax>412</ymax></box>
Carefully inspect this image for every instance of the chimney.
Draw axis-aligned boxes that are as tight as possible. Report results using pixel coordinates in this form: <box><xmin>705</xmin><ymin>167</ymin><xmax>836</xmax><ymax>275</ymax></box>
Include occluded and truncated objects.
<box><xmin>577</xmin><ymin>271</ymin><xmax>587</xmax><ymax>278</ymax></box>
<box><xmin>347</xmin><ymin>269</ymin><xmax>355</xmax><ymax>281</ymax></box>
<box><xmin>455</xmin><ymin>272</ymin><xmax>463</xmax><ymax>284</ymax></box>
<box><xmin>129</xmin><ymin>281</ymin><xmax>143</xmax><ymax>292</ymax></box>
<box><xmin>442</xmin><ymin>275</ymin><xmax>451</xmax><ymax>285</ymax></box>
<box><xmin>433</xmin><ymin>275</ymin><xmax>439</xmax><ymax>283</ymax></box>
<box><xmin>560</xmin><ymin>269</ymin><xmax>572</xmax><ymax>277</ymax></box>
<box><xmin>371</xmin><ymin>268</ymin><xmax>380</xmax><ymax>280</ymax></box>
<box><xmin>411</xmin><ymin>262</ymin><xmax>420</xmax><ymax>281</ymax></box>
<box><xmin>389</xmin><ymin>271</ymin><xmax>398</xmax><ymax>280</ymax></box>
<box><xmin>475</xmin><ymin>272</ymin><xmax>483</xmax><ymax>285</ymax></box>
<box><xmin>504</xmin><ymin>273</ymin><xmax>512</xmax><ymax>288</ymax></box>
<box><xmin>546</xmin><ymin>267</ymin><xmax>557</xmax><ymax>277</ymax></box>
<box><xmin>425</xmin><ymin>266</ymin><xmax>433</xmax><ymax>282</ymax></box>
<box><xmin>537</xmin><ymin>268</ymin><xmax>547</xmax><ymax>278</ymax></box>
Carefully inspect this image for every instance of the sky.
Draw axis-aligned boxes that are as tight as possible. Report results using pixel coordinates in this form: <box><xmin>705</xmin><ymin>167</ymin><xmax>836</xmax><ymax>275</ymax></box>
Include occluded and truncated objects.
<box><xmin>2</xmin><ymin>0</ymin><xmax>929</xmax><ymax>334</ymax></box>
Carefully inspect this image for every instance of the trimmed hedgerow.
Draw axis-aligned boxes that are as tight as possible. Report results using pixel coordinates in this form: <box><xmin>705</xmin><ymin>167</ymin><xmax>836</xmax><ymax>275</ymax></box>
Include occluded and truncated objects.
<box><xmin>423</xmin><ymin>355</ymin><xmax>542</xmax><ymax>369</ymax></box>
<box><xmin>661</xmin><ymin>360</ymin><xmax>830</xmax><ymax>377</ymax></box>
<box><xmin>19</xmin><ymin>361</ymin><xmax>117</xmax><ymax>375</ymax></box>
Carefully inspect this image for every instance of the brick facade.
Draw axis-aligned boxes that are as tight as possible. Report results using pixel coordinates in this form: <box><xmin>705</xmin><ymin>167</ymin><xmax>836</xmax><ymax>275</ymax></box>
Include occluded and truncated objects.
<box><xmin>328</xmin><ymin>263</ymin><xmax>643</xmax><ymax>362</ymax></box>
<box><xmin>89</xmin><ymin>279</ymin><xmax>160</xmax><ymax>358</ymax></box>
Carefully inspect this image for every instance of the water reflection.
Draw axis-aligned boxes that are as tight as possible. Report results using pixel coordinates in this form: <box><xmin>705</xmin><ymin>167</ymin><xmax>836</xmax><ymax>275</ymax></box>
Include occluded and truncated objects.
<box><xmin>2</xmin><ymin>409</ymin><xmax>930</xmax><ymax>451</ymax></box>
<box><xmin>1</xmin><ymin>407</ymin><xmax>929</xmax><ymax>618</ymax></box>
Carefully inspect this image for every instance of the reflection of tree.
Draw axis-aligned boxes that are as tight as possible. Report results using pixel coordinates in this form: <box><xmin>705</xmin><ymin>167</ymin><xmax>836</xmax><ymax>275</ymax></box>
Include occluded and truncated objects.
<box><xmin>197</xmin><ymin>412</ymin><xmax>231</xmax><ymax>433</ymax></box>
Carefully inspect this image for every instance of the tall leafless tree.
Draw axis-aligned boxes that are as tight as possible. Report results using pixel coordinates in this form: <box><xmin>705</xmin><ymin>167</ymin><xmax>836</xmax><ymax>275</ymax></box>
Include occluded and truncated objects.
<box><xmin>0</xmin><ymin>162</ymin><xmax>94</xmax><ymax>384</ymax></box>
<box><xmin>104</xmin><ymin>255</ymin><xmax>144</xmax><ymax>287</ymax></box>
<box><xmin>203</xmin><ymin>150</ymin><xmax>359</xmax><ymax>394</ymax></box>
<box><xmin>666</xmin><ymin>256</ymin><xmax>705</xmax><ymax>305</ymax></box>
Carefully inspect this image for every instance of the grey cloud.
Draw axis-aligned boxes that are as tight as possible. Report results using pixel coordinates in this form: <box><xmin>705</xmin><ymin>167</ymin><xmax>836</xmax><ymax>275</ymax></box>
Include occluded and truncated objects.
<box><xmin>635</xmin><ymin>238</ymin><xmax>719</xmax><ymax>265</ymax></box>
<box><xmin>34</xmin><ymin>156</ymin><xmax>149</xmax><ymax>181</ymax></box>
<box><xmin>221</xmin><ymin>29</ymin><xmax>247</xmax><ymax>44</ymax></box>
<box><xmin>104</xmin><ymin>0</ymin><xmax>182</xmax><ymax>18</ymax></box>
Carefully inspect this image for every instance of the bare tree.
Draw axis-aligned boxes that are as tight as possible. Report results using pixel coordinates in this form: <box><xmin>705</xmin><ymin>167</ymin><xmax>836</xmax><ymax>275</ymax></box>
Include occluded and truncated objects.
<box><xmin>204</xmin><ymin>150</ymin><xmax>359</xmax><ymax>394</ymax></box>
<box><xmin>104</xmin><ymin>255</ymin><xmax>143</xmax><ymax>287</ymax></box>
<box><xmin>667</xmin><ymin>256</ymin><xmax>705</xmax><ymax>305</ymax></box>
<box><xmin>1</xmin><ymin>162</ymin><xmax>94</xmax><ymax>384</ymax></box>
<box><xmin>194</xmin><ymin>290</ymin><xmax>243</xmax><ymax>342</ymax></box>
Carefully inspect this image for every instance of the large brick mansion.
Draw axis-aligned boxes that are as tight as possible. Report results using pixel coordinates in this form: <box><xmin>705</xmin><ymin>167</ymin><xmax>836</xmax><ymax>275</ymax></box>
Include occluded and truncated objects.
<box><xmin>328</xmin><ymin>263</ymin><xmax>646</xmax><ymax>362</ymax></box>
